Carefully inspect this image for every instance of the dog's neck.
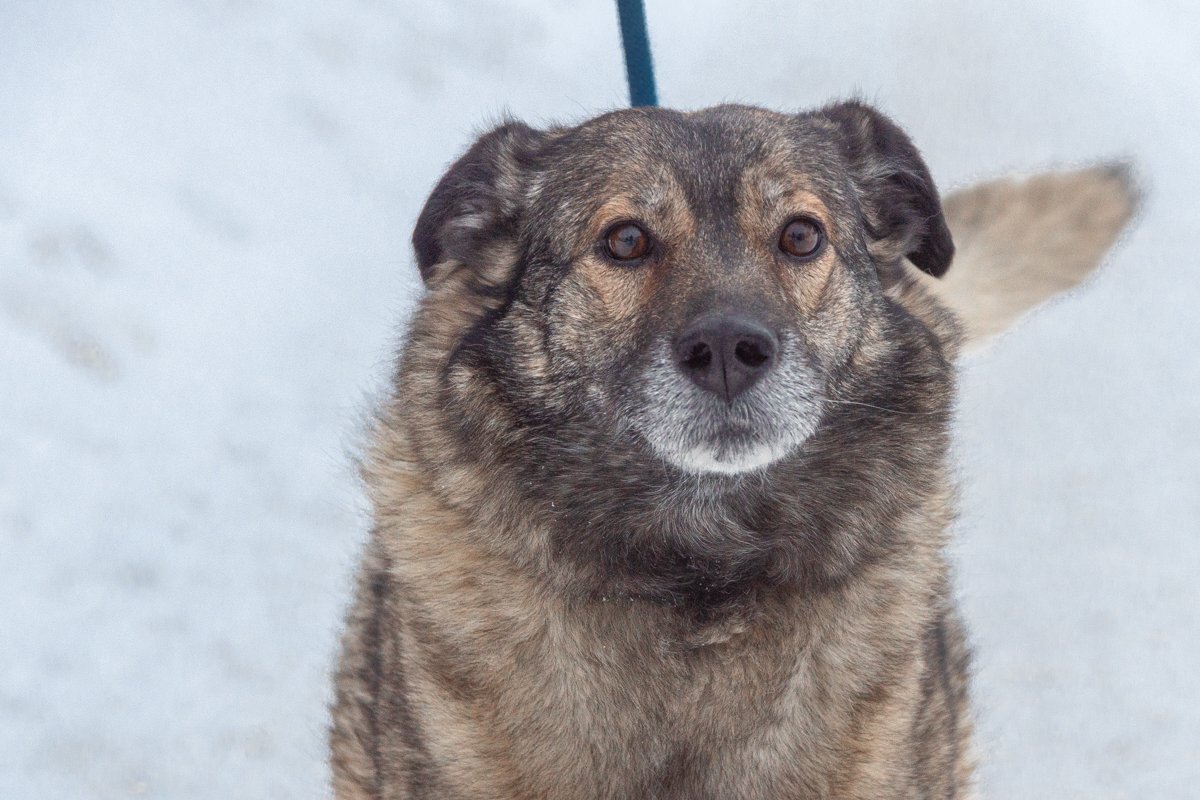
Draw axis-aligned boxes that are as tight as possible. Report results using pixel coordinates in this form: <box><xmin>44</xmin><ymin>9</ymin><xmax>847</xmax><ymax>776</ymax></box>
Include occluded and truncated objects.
<box><xmin>391</xmin><ymin>385</ymin><xmax>955</xmax><ymax>625</ymax></box>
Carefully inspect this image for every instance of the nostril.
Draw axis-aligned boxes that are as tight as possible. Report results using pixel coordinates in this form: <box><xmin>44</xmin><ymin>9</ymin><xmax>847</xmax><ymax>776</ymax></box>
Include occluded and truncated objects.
<box><xmin>683</xmin><ymin>341</ymin><xmax>712</xmax><ymax>371</ymax></box>
<box><xmin>734</xmin><ymin>339</ymin><xmax>771</xmax><ymax>369</ymax></box>
<box><xmin>674</xmin><ymin>314</ymin><xmax>778</xmax><ymax>401</ymax></box>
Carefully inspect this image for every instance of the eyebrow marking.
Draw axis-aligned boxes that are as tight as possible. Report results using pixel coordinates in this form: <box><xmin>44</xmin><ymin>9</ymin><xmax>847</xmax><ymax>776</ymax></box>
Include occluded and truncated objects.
<box><xmin>759</xmin><ymin>178</ymin><xmax>789</xmax><ymax>204</ymax></box>
<box><xmin>635</xmin><ymin>185</ymin><xmax>668</xmax><ymax>209</ymax></box>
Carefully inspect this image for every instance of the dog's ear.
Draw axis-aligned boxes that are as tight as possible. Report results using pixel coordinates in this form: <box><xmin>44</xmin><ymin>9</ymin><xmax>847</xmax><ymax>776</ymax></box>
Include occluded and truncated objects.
<box><xmin>413</xmin><ymin>120</ymin><xmax>545</xmax><ymax>285</ymax></box>
<box><xmin>821</xmin><ymin>101</ymin><xmax>954</xmax><ymax>278</ymax></box>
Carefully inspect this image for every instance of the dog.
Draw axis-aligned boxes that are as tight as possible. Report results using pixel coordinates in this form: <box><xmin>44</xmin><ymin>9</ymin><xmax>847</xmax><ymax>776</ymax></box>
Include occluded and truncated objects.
<box><xmin>329</xmin><ymin>101</ymin><xmax>1135</xmax><ymax>799</ymax></box>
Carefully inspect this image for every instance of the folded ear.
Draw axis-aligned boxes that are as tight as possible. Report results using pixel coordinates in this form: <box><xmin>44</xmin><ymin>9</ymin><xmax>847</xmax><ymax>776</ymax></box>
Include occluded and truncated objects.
<box><xmin>926</xmin><ymin>164</ymin><xmax>1138</xmax><ymax>350</ymax></box>
<box><xmin>412</xmin><ymin>120</ymin><xmax>546</xmax><ymax>285</ymax></box>
<box><xmin>820</xmin><ymin>101</ymin><xmax>954</xmax><ymax>277</ymax></box>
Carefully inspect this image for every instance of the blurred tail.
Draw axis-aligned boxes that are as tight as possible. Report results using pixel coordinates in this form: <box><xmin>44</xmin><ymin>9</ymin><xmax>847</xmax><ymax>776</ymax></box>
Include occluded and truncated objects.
<box><xmin>924</xmin><ymin>165</ymin><xmax>1139</xmax><ymax>350</ymax></box>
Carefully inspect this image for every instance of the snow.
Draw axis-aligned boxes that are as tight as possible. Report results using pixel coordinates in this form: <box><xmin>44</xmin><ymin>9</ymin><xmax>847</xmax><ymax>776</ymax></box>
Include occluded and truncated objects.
<box><xmin>1</xmin><ymin>1</ymin><xmax>1196</xmax><ymax>797</ymax></box>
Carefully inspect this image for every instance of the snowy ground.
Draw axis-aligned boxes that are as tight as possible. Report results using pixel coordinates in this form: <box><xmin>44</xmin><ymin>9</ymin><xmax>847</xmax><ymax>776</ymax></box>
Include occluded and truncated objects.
<box><xmin>1</xmin><ymin>1</ymin><xmax>1197</xmax><ymax>797</ymax></box>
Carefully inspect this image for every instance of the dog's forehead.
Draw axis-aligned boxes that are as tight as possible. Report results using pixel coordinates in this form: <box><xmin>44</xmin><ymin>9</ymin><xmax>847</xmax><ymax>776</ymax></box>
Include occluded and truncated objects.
<box><xmin>538</xmin><ymin>106</ymin><xmax>842</xmax><ymax>209</ymax></box>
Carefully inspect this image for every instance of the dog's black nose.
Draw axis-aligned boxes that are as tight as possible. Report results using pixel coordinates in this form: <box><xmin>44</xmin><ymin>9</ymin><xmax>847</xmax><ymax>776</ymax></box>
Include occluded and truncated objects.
<box><xmin>674</xmin><ymin>315</ymin><xmax>778</xmax><ymax>402</ymax></box>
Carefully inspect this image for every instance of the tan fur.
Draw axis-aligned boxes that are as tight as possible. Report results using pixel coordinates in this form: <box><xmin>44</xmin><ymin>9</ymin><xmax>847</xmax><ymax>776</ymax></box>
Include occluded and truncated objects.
<box><xmin>335</xmin><ymin>405</ymin><xmax>970</xmax><ymax>798</ymax></box>
<box><xmin>923</xmin><ymin>165</ymin><xmax>1138</xmax><ymax>349</ymax></box>
<box><xmin>332</xmin><ymin>270</ymin><xmax>972</xmax><ymax>799</ymax></box>
<box><xmin>330</xmin><ymin>104</ymin><xmax>1135</xmax><ymax>799</ymax></box>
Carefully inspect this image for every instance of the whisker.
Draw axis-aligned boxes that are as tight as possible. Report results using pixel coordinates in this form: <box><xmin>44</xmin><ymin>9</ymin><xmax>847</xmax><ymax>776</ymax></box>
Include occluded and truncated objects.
<box><xmin>802</xmin><ymin>358</ymin><xmax>941</xmax><ymax>417</ymax></box>
<box><xmin>816</xmin><ymin>395</ymin><xmax>941</xmax><ymax>417</ymax></box>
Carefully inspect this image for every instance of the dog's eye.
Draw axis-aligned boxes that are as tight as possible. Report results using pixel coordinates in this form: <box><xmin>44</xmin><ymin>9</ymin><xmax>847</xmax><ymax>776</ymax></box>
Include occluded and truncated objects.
<box><xmin>779</xmin><ymin>217</ymin><xmax>825</xmax><ymax>260</ymax></box>
<box><xmin>604</xmin><ymin>223</ymin><xmax>651</xmax><ymax>262</ymax></box>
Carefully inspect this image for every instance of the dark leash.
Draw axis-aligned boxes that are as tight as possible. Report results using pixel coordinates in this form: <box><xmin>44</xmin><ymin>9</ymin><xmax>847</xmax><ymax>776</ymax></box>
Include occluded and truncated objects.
<box><xmin>615</xmin><ymin>0</ymin><xmax>658</xmax><ymax>107</ymax></box>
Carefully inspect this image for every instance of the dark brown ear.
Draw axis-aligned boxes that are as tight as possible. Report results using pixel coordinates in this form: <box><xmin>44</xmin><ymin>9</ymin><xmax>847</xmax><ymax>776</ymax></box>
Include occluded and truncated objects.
<box><xmin>412</xmin><ymin>120</ymin><xmax>545</xmax><ymax>284</ymax></box>
<box><xmin>820</xmin><ymin>101</ymin><xmax>954</xmax><ymax>278</ymax></box>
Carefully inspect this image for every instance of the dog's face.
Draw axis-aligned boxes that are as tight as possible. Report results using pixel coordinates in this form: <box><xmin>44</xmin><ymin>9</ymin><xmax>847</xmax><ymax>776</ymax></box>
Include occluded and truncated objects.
<box><xmin>413</xmin><ymin>102</ymin><xmax>954</xmax><ymax>477</ymax></box>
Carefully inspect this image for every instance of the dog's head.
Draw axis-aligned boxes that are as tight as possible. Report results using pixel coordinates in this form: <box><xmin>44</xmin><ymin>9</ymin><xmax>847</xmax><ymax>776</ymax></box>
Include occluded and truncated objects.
<box><xmin>413</xmin><ymin>102</ymin><xmax>955</xmax><ymax>477</ymax></box>
<box><xmin>391</xmin><ymin>101</ymin><xmax>1133</xmax><ymax>609</ymax></box>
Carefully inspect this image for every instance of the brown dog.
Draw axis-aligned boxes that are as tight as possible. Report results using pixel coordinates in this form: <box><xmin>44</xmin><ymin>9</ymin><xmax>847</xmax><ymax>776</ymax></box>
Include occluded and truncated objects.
<box><xmin>329</xmin><ymin>101</ymin><xmax>1135</xmax><ymax>799</ymax></box>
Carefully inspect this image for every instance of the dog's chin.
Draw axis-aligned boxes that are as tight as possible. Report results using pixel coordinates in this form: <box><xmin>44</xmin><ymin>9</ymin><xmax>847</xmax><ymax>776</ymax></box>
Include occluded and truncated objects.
<box><xmin>649</xmin><ymin>426</ymin><xmax>812</xmax><ymax>476</ymax></box>
<box><xmin>671</xmin><ymin>438</ymin><xmax>793</xmax><ymax>475</ymax></box>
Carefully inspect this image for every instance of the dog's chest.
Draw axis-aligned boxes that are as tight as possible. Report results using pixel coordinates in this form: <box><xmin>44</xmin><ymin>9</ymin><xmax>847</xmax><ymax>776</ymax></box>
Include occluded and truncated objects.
<box><xmin>386</xmin><ymin>515</ymin><xmax>940</xmax><ymax>798</ymax></box>
<box><xmin>477</xmin><ymin>601</ymin><xmax>869</xmax><ymax>800</ymax></box>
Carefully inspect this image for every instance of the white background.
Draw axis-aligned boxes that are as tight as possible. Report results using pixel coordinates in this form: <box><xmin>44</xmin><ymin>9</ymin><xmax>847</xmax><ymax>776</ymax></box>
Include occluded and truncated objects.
<box><xmin>1</xmin><ymin>1</ymin><xmax>1196</xmax><ymax>797</ymax></box>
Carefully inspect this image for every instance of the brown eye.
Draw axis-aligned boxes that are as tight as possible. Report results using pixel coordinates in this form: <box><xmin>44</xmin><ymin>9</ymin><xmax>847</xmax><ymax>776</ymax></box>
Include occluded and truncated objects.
<box><xmin>604</xmin><ymin>223</ymin><xmax>651</xmax><ymax>262</ymax></box>
<box><xmin>779</xmin><ymin>217</ymin><xmax>825</xmax><ymax>259</ymax></box>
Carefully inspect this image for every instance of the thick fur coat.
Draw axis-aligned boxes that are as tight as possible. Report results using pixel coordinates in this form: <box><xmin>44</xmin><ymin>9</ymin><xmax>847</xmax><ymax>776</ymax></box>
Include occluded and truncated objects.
<box><xmin>329</xmin><ymin>102</ymin><xmax>1135</xmax><ymax>799</ymax></box>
